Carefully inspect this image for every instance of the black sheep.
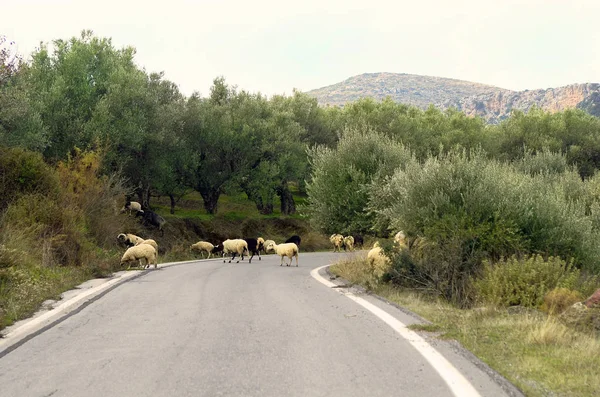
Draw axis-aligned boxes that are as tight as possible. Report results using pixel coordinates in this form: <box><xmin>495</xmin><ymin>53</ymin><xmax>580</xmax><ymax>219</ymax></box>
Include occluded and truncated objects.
<box><xmin>244</xmin><ymin>238</ymin><xmax>261</xmax><ymax>263</ymax></box>
<box><xmin>136</xmin><ymin>208</ymin><xmax>166</xmax><ymax>236</ymax></box>
<box><xmin>284</xmin><ymin>235</ymin><xmax>301</xmax><ymax>247</ymax></box>
<box><xmin>352</xmin><ymin>234</ymin><xmax>364</xmax><ymax>249</ymax></box>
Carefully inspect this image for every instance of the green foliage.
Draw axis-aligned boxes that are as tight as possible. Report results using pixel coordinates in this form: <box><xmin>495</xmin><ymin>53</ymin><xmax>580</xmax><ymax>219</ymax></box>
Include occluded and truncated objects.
<box><xmin>473</xmin><ymin>255</ymin><xmax>581</xmax><ymax>308</ymax></box>
<box><xmin>541</xmin><ymin>288</ymin><xmax>583</xmax><ymax>315</ymax></box>
<box><xmin>488</xmin><ymin>107</ymin><xmax>600</xmax><ymax>179</ymax></box>
<box><xmin>305</xmin><ymin>128</ymin><xmax>415</xmax><ymax>234</ymax></box>
<box><xmin>0</xmin><ymin>146</ymin><xmax>60</xmax><ymax>212</ymax></box>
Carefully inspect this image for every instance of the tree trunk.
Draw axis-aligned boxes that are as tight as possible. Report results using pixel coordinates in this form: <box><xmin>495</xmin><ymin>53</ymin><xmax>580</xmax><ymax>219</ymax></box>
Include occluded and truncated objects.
<box><xmin>278</xmin><ymin>182</ymin><xmax>296</xmax><ymax>215</ymax></box>
<box><xmin>199</xmin><ymin>188</ymin><xmax>220</xmax><ymax>214</ymax></box>
<box><xmin>259</xmin><ymin>203</ymin><xmax>274</xmax><ymax>215</ymax></box>
<box><xmin>169</xmin><ymin>194</ymin><xmax>176</xmax><ymax>214</ymax></box>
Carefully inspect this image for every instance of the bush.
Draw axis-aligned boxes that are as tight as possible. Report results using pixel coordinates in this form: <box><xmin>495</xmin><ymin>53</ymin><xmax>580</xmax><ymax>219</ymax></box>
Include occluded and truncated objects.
<box><xmin>541</xmin><ymin>288</ymin><xmax>583</xmax><ymax>315</ymax></box>
<box><xmin>0</xmin><ymin>146</ymin><xmax>59</xmax><ymax>212</ymax></box>
<box><xmin>368</xmin><ymin>149</ymin><xmax>600</xmax><ymax>305</ymax></box>
<box><xmin>473</xmin><ymin>255</ymin><xmax>581</xmax><ymax>308</ymax></box>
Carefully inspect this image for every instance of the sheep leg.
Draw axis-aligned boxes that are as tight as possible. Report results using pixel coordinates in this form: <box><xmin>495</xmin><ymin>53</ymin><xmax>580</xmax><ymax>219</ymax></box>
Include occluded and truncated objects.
<box><xmin>295</xmin><ymin>254</ymin><xmax>299</xmax><ymax>267</ymax></box>
<box><xmin>280</xmin><ymin>256</ymin><xmax>283</xmax><ymax>266</ymax></box>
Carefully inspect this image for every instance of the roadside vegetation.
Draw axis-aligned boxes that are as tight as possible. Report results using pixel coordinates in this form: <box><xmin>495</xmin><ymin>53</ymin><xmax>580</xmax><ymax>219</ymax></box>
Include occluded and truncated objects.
<box><xmin>2</xmin><ymin>30</ymin><xmax>600</xmax><ymax>396</ymax></box>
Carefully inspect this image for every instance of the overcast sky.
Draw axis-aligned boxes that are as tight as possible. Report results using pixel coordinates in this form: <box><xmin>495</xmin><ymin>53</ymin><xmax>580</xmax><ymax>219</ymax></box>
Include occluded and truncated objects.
<box><xmin>3</xmin><ymin>0</ymin><xmax>600</xmax><ymax>97</ymax></box>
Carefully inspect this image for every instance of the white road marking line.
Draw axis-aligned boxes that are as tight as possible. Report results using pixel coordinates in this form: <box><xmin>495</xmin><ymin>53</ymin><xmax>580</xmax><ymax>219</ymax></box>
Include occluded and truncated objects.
<box><xmin>310</xmin><ymin>265</ymin><xmax>482</xmax><ymax>397</ymax></box>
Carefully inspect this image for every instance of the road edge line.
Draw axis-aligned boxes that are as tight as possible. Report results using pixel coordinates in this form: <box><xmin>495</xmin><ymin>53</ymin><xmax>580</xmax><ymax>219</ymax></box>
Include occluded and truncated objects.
<box><xmin>310</xmin><ymin>264</ymin><xmax>482</xmax><ymax>397</ymax></box>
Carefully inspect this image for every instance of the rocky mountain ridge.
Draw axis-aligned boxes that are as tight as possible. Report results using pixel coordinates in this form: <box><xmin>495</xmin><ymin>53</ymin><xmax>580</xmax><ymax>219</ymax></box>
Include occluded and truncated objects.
<box><xmin>306</xmin><ymin>73</ymin><xmax>600</xmax><ymax>123</ymax></box>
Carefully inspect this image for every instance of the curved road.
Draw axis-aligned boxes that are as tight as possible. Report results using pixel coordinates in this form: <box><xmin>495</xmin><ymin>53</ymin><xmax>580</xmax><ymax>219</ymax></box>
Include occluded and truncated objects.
<box><xmin>0</xmin><ymin>252</ymin><xmax>518</xmax><ymax>396</ymax></box>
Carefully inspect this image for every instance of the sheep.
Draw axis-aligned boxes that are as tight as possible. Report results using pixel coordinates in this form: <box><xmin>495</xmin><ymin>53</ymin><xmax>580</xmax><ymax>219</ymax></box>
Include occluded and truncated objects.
<box><xmin>393</xmin><ymin>231</ymin><xmax>407</xmax><ymax>246</ymax></box>
<box><xmin>263</xmin><ymin>239</ymin><xmax>276</xmax><ymax>254</ymax></box>
<box><xmin>120</xmin><ymin>200</ymin><xmax>143</xmax><ymax>215</ymax></box>
<box><xmin>136</xmin><ymin>208</ymin><xmax>166</xmax><ymax>236</ymax></box>
<box><xmin>352</xmin><ymin>234</ymin><xmax>364</xmax><ymax>249</ymax></box>
<box><xmin>212</xmin><ymin>243</ymin><xmax>224</xmax><ymax>256</ymax></box>
<box><xmin>264</xmin><ymin>241</ymin><xmax>299</xmax><ymax>267</ymax></box>
<box><xmin>367</xmin><ymin>242</ymin><xmax>391</xmax><ymax>279</ymax></box>
<box><xmin>284</xmin><ymin>235</ymin><xmax>301</xmax><ymax>247</ymax></box>
<box><xmin>120</xmin><ymin>243</ymin><xmax>157</xmax><ymax>270</ymax></box>
<box><xmin>117</xmin><ymin>233</ymin><xmax>145</xmax><ymax>248</ymax></box>
<box><xmin>257</xmin><ymin>237</ymin><xmax>265</xmax><ymax>252</ymax></box>
<box><xmin>329</xmin><ymin>234</ymin><xmax>344</xmax><ymax>252</ymax></box>
<box><xmin>244</xmin><ymin>238</ymin><xmax>261</xmax><ymax>263</ymax></box>
<box><xmin>222</xmin><ymin>239</ymin><xmax>249</xmax><ymax>263</ymax></box>
<box><xmin>191</xmin><ymin>241</ymin><xmax>214</xmax><ymax>259</ymax></box>
<box><xmin>343</xmin><ymin>235</ymin><xmax>355</xmax><ymax>251</ymax></box>
<box><xmin>137</xmin><ymin>239</ymin><xmax>158</xmax><ymax>251</ymax></box>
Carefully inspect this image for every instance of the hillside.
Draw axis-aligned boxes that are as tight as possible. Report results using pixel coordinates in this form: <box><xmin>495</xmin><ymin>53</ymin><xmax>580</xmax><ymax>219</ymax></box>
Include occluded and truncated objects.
<box><xmin>307</xmin><ymin>72</ymin><xmax>600</xmax><ymax>123</ymax></box>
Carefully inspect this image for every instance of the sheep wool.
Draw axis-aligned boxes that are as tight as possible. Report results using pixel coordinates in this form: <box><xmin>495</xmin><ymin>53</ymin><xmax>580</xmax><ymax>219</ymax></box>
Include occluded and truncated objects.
<box><xmin>262</xmin><ymin>239</ymin><xmax>276</xmax><ymax>254</ymax></box>
<box><xmin>222</xmin><ymin>239</ymin><xmax>249</xmax><ymax>263</ymax></box>
<box><xmin>343</xmin><ymin>236</ymin><xmax>355</xmax><ymax>251</ymax></box>
<box><xmin>329</xmin><ymin>234</ymin><xmax>344</xmax><ymax>252</ymax></box>
<box><xmin>265</xmin><ymin>242</ymin><xmax>299</xmax><ymax>267</ymax></box>
<box><xmin>367</xmin><ymin>242</ymin><xmax>391</xmax><ymax>279</ymax></box>
<box><xmin>120</xmin><ymin>244</ymin><xmax>157</xmax><ymax>269</ymax></box>
<box><xmin>191</xmin><ymin>241</ymin><xmax>215</xmax><ymax>259</ymax></box>
<box><xmin>138</xmin><ymin>239</ymin><xmax>158</xmax><ymax>251</ymax></box>
<box><xmin>117</xmin><ymin>233</ymin><xmax>145</xmax><ymax>247</ymax></box>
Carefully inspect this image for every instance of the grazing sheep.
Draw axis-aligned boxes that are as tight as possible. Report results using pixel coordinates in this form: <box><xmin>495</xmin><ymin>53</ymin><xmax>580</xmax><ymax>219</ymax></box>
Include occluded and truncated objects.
<box><xmin>136</xmin><ymin>208</ymin><xmax>166</xmax><ymax>236</ymax></box>
<box><xmin>367</xmin><ymin>242</ymin><xmax>391</xmax><ymax>279</ymax></box>
<box><xmin>352</xmin><ymin>234</ymin><xmax>364</xmax><ymax>249</ymax></box>
<box><xmin>329</xmin><ymin>234</ymin><xmax>344</xmax><ymax>252</ymax></box>
<box><xmin>222</xmin><ymin>239</ymin><xmax>249</xmax><ymax>263</ymax></box>
<box><xmin>120</xmin><ymin>244</ymin><xmax>157</xmax><ymax>270</ymax></box>
<box><xmin>244</xmin><ymin>238</ymin><xmax>261</xmax><ymax>263</ymax></box>
<box><xmin>120</xmin><ymin>200</ymin><xmax>143</xmax><ymax>215</ymax></box>
<box><xmin>191</xmin><ymin>241</ymin><xmax>214</xmax><ymax>259</ymax></box>
<box><xmin>137</xmin><ymin>239</ymin><xmax>158</xmax><ymax>251</ymax></box>
<box><xmin>117</xmin><ymin>233</ymin><xmax>145</xmax><ymax>248</ymax></box>
<box><xmin>343</xmin><ymin>235</ymin><xmax>355</xmax><ymax>251</ymax></box>
<box><xmin>264</xmin><ymin>241</ymin><xmax>299</xmax><ymax>267</ymax></box>
<box><xmin>284</xmin><ymin>235</ymin><xmax>301</xmax><ymax>247</ymax></box>
<box><xmin>262</xmin><ymin>239</ymin><xmax>276</xmax><ymax>254</ymax></box>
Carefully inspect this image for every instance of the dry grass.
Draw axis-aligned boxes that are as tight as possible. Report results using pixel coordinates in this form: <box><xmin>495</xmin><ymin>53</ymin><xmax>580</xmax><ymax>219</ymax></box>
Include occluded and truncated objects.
<box><xmin>331</xmin><ymin>257</ymin><xmax>600</xmax><ymax>397</ymax></box>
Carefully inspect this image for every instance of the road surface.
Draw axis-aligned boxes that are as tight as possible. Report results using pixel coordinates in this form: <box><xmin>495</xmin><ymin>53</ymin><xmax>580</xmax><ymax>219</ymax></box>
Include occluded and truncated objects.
<box><xmin>0</xmin><ymin>252</ymin><xmax>519</xmax><ymax>396</ymax></box>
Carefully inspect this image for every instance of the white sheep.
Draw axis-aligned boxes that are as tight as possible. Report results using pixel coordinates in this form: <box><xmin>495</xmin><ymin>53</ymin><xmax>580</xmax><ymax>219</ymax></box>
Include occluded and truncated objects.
<box><xmin>265</xmin><ymin>241</ymin><xmax>299</xmax><ymax>267</ymax></box>
<box><xmin>117</xmin><ymin>233</ymin><xmax>145</xmax><ymax>247</ymax></box>
<box><xmin>330</xmin><ymin>234</ymin><xmax>344</xmax><ymax>252</ymax></box>
<box><xmin>120</xmin><ymin>243</ymin><xmax>157</xmax><ymax>269</ymax></box>
<box><xmin>393</xmin><ymin>231</ymin><xmax>407</xmax><ymax>245</ymax></box>
<box><xmin>120</xmin><ymin>200</ymin><xmax>143</xmax><ymax>215</ymax></box>
<box><xmin>137</xmin><ymin>239</ymin><xmax>158</xmax><ymax>251</ymax></box>
<box><xmin>191</xmin><ymin>241</ymin><xmax>215</xmax><ymax>259</ymax></box>
<box><xmin>343</xmin><ymin>235</ymin><xmax>355</xmax><ymax>251</ymax></box>
<box><xmin>222</xmin><ymin>239</ymin><xmax>249</xmax><ymax>263</ymax></box>
<box><xmin>263</xmin><ymin>239</ymin><xmax>276</xmax><ymax>254</ymax></box>
<box><xmin>367</xmin><ymin>241</ymin><xmax>391</xmax><ymax>279</ymax></box>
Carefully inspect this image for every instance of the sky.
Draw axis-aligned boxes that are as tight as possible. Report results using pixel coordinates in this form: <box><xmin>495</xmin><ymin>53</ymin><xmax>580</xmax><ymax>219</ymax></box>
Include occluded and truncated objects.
<box><xmin>3</xmin><ymin>0</ymin><xmax>600</xmax><ymax>97</ymax></box>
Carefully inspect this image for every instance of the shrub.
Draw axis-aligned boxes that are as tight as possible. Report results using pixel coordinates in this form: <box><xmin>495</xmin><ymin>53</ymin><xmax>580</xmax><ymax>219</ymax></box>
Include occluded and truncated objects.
<box><xmin>541</xmin><ymin>288</ymin><xmax>583</xmax><ymax>315</ymax></box>
<box><xmin>368</xmin><ymin>148</ymin><xmax>600</xmax><ymax>305</ymax></box>
<box><xmin>473</xmin><ymin>255</ymin><xmax>581</xmax><ymax>308</ymax></box>
<box><xmin>0</xmin><ymin>145</ymin><xmax>59</xmax><ymax>212</ymax></box>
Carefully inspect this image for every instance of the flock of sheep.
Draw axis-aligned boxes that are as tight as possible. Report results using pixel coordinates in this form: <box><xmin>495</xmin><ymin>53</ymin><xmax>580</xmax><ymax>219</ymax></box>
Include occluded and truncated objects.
<box><xmin>117</xmin><ymin>200</ymin><xmax>414</xmax><ymax>271</ymax></box>
<box><xmin>190</xmin><ymin>235</ymin><xmax>302</xmax><ymax>267</ymax></box>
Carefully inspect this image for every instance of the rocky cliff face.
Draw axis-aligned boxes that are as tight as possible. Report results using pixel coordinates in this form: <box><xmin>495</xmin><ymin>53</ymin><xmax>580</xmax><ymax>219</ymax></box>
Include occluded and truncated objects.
<box><xmin>307</xmin><ymin>73</ymin><xmax>600</xmax><ymax>123</ymax></box>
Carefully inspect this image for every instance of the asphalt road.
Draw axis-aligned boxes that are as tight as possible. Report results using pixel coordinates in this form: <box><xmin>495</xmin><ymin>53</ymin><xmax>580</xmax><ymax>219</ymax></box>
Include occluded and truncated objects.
<box><xmin>0</xmin><ymin>252</ymin><xmax>517</xmax><ymax>397</ymax></box>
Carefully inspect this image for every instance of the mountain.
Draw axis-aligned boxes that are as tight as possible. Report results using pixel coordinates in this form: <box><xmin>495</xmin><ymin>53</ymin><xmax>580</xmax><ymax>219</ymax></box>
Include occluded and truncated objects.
<box><xmin>306</xmin><ymin>73</ymin><xmax>600</xmax><ymax>123</ymax></box>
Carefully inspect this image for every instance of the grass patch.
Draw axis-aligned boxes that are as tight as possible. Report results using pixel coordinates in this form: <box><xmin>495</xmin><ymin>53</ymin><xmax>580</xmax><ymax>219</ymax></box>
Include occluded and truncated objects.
<box><xmin>331</xmin><ymin>256</ymin><xmax>600</xmax><ymax>397</ymax></box>
<box><xmin>0</xmin><ymin>264</ymin><xmax>94</xmax><ymax>330</ymax></box>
